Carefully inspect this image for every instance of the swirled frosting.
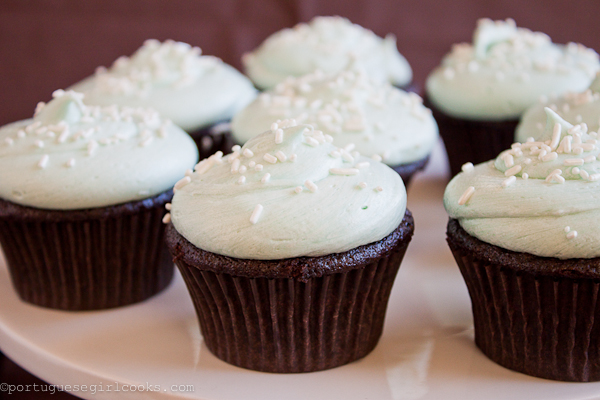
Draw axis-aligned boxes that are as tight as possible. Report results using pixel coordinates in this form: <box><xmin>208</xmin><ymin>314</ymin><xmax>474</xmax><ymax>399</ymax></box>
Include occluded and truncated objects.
<box><xmin>426</xmin><ymin>18</ymin><xmax>600</xmax><ymax>121</ymax></box>
<box><xmin>69</xmin><ymin>39</ymin><xmax>257</xmax><ymax>132</ymax></box>
<box><xmin>0</xmin><ymin>90</ymin><xmax>198</xmax><ymax>210</ymax></box>
<box><xmin>231</xmin><ymin>69</ymin><xmax>438</xmax><ymax>166</ymax></box>
<box><xmin>516</xmin><ymin>73</ymin><xmax>600</xmax><ymax>142</ymax></box>
<box><xmin>242</xmin><ymin>16</ymin><xmax>412</xmax><ymax>90</ymax></box>
<box><xmin>444</xmin><ymin>108</ymin><xmax>600</xmax><ymax>259</ymax></box>
<box><xmin>170</xmin><ymin>120</ymin><xmax>406</xmax><ymax>260</ymax></box>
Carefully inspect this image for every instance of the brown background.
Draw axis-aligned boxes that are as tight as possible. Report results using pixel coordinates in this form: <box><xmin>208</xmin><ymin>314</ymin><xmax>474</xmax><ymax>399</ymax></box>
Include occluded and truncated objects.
<box><xmin>1</xmin><ymin>0</ymin><xmax>600</xmax><ymax>398</ymax></box>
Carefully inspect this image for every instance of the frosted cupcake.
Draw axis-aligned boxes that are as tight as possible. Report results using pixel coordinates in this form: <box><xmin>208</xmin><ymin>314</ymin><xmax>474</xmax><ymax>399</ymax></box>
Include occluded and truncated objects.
<box><xmin>426</xmin><ymin>18</ymin><xmax>600</xmax><ymax>176</ymax></box>
<box><xmin>69</xmin><ymin>39</ymin><xmax>257</xmax><ymax>158</ymax></box>
<box><xmin>516</xmin><ymin>73</ymin><xmax>600</xmax><ymax>142</ymax></box>
<box><xmin>0</xmin><ymin>90</ymin><xmax>198</xmax><ymax>310</ymax></box>
<box><xmin>231</xmin><ymin>69</ymin><xmax>438</xmax><ymax>186</ymax></box>
<box><xmin>243</xmin><ymin>16</ymin><xmax>412</xmax><ymax>91</ymax></box>
<box><xmin>165</xmin><ymin>120</ymin><xmax>414</xmax><ymax>372</ymax></box>
<box><xmin>444</xmin><ymin>108</ymin><xmax>600</xmax><ymax>381</ymax></box>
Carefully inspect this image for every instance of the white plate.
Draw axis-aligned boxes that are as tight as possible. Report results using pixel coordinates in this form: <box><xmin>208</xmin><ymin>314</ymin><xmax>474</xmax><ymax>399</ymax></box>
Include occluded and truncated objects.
<box><xmin>1</xmin><ymin>141</ymin><xmax>600</xmax><ymax>400</ymax></box>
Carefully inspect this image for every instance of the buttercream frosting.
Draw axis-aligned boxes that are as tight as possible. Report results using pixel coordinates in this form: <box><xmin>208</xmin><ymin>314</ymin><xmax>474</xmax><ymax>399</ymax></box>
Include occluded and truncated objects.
<box><xmin>426</xmin><ymin>18</ymin><xmax>600</xmax><ymax>121</ymax></box>
<box><xmin>69</xmin><ymin>39</ymin><xmax>257</xmax><ymax>132</ymax></box>
<box><xmin>231</xmin><ymin>69</ymin><xmax>438</xmax><ymax>166</ymax></box>
<box><xmin>242</xmin><ymin>16</ymin><xmax>412</xmax><ymax>90</ymax></box>
<box><xmin>444</xmin><ymin>108</ymin><xmax>600</xmax><ymax>259</ymax></box>
<box><xmin>516</xmin><ymin>73</ymin><xmax>600</xmax><ymax>142</ymax></box>
<box><xmin>170</xmin><ymin>120</ymin><xmax>406</xmax><ymax>260</ymax></box>
<box><xmin>0</xmin><ymin>90</ymin><xmax>198</xmax><ymax>210</ymax></box>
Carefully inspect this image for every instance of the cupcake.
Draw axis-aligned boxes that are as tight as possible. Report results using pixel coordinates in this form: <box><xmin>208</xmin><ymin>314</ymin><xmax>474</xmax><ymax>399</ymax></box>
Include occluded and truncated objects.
<box><xmin>69</xmin><ymin>39</ymin><xmax>257</xmax><ymax>159</ymax></box>
<box><xmin>444</xmin><ymin>108</ymin><xmax>600</xmax><ymax>381</ymax></box>
<box><xmin>516</xmin><ymin>73</ymin><xmax>600</xmax><ymax>142</ymax></box>
<box><xmin>426</xmin><ymin>18</ymin><xmax>600</xmax><ymax>177</ymax></box>
<box><xmin>0</xmin><ymin>90</ymin><xmax>198</xmax><ymax>310</ymax></box>
<box><xmin>165</xmin><ymin>120</ymin><xmax>414</xmax><ymax>373</ymax></box>
<box><xmin>230</xmin><ymin>69</ymin><xmax>438</xmax><ymax>186</ymax></box>
<box><xmin>242</xmin><ymin>16</ymin><xmax>413</xmax><ymax>91</ymax></box>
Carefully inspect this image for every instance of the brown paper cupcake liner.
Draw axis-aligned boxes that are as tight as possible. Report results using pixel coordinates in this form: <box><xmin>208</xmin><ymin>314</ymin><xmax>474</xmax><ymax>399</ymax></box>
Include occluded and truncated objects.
<box><xmin>391</xmin><ymin>155</ymin><xmax>430</xmax><ymax>187</ymax></box>
<box><xmin>425</xmin><ymin>99</ymin><xmax>518</xmax><ymax>177</ymax></box>
<box><xmin>189</xmin><ymin>122</ymin><xmax>234</xmax><ymax>160</ymax></box>
<box><xmin>447</xmin><ymin>218</ymin><xmax>600</xmax><ymax>381</ymax></box>
<box><xmin>0</xmin><ymin>191</ymin><xmax>174</xmax><ymax>311</ymax></box>
<box><xmin>167</xmin><ymin>211</ymin><xmax>414</xmax><ymax>373</ymax></box>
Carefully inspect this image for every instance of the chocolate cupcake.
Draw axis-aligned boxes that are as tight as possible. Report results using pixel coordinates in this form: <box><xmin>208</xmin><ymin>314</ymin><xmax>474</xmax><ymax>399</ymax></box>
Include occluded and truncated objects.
<box><xmin>230</xmin><ymin>69</ymin><xmax>438</xmax><ymax>186</ymax></box>
<box><xmin>166</xmin><ymin>121</ymin><xmax>413</xmax><ymax>372</ymax></box>
<box><xmin>69</xmin><ymin>39</ymin><xmax>256</xmax><ymax>159</ymax></box>
<box><xmin>444</xmin><ymin>108</ymin><xmax>600</xmax><ymax>381</ymax></box>
<box><xmin>242</xmin><ymin>16</ymin><xmax>413</xmax><ymax>91</ymax></box>
<box><xmin>0</xmin><ymin>90</ymin><xmax>198</xmax><ymax>310</ymax></box>
<box><xmin>426</xmin><ymin>18</ymin><xmax>600</xmax><ymax>177</ymax></box>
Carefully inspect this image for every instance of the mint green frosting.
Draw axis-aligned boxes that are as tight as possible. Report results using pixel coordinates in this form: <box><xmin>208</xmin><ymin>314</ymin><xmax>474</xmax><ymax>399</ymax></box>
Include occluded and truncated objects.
<box><xmin>0</xmin><ymin>90</ymin><xmax>198</xmax><ymax>210</ymax></box>
<box><xmin>170</xmin><ymin>121</ymin><xmax>406</xmax><ymax>260</ymax></box>
<box><xmin>426</xmin><ymin>19</ymin><xmax>600</xmax><ymax>121</ymax></box>
<box><xmin>69</xmin><ymin>39</ymin><xmax>257</xmax><ymax>132</ymax></box>
<box><xmin>243</xmin><ymin>16</ymin><xmax>412</xmax><ymax>90</ymax></box>
<box><xmin>444</xmin><ymin>108</ymin><xmax>600</xmax><ymax>259</ymax></box>
<box><xmin>516</xmin><ymin>73</ymin><xmax>600</xmax><ymax>142</ymax></box>
<box><xmin>231</xmin><ymin>69</ymin><xmax>437</xmax><ymax>166</ymax></box>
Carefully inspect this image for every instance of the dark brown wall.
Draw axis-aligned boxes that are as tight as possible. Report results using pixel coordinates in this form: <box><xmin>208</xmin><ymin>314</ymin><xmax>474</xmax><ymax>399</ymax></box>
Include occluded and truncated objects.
<box><xmin>1</xmin><ymin>0</ymin><xmax>599</xmax><ymax>126</ymax></box>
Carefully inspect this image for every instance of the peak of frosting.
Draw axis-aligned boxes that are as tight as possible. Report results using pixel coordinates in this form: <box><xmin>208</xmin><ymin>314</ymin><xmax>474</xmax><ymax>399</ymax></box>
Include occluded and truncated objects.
<box><xmin>68</xmin><ymin>40</ymin><xmax>256</xmax><ymax>132</ymax></box>
<box><xmin>426</xmin><ymin>19</ymin><xmax>600</xmax><ymax>120</ymax></box>
<box><xmin>170</xmin><ymin>120</ymin><xmax>406</xmax><ymax>259</ymax></box>
<box><xmin>0</xmin><ymin>90</ymin><xmax>198</xmax><ymax>210</ymax></box>
<box><xmin>242</xmin><ymin>16</ymin><xmax>412</xmax><ymax>90</ymax></box>
<box><xmin>231</xmin><ymin>68</ymin><xmax>437</xmax><ymax>166</ymax></box>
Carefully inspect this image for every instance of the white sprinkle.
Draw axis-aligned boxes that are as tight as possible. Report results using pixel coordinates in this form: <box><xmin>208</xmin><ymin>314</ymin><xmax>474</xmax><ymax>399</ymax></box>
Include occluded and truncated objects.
<box><xmin>443</xmin><ymin>67</ymin><xmax>455</xmax><ymax>80</ymax></box>
<box><xmin>65</xmin><ymin>158</ymin><xmax>76</xmax><ymax>168</ymax></box>
<box><xmin>522</xmin><ymin>173</ymin><xmax>529</xmax><ymax>180</ymax></box>
<box><xmin>584</xmin><ymin>155</ymin><xmax>597</xmax><ymax>163</ymax></box>
<box><xmin>564</xmin><ymin>158</ymin><xmax>584</xmax><ymax>166</ymax></box>
<box><xmin>237</xmin><ymin>176</ymin><xmax>246</xmax><ymax>185</ymax></box>
<box><xmin>576</xmin><ymin>143</ymin><xmax>596</xmax><ymax>152</ymax></box>
<box><xmin>344</xmin><ymin>143</ymin><xmax>356</xmax><ymax>152</ymax></box>
<box><xmin>17</xmin><ymin>130</ymin><xmax>26</xmax><ymax>138</ymax></box>
<box><xmin>174</xmin><ymin>176</ymin><xmax>192</xmax><ymax>190</ymax></box>
<box><xmin>329</xmin><ymin>150</ymin><xmax>341</xmax><ymax>158</ymax></box>
<box><xmin>357</xmin><ymin>182</ymin><xmax>368</xmax><ymax>189</ymax></box>
<box><xmin>458</xmin><ymin>186</ymin><xmax>475</xmax><ymax>205</ymax></box>
<box><xmin>502</xmin><ymin>154</ymin><xmax>514</xmax><ymax>168</ymax></box>
<box><xmin>371</xmin><ymin>154</ymin><xmax>383</xmax><ymax>162</ymax></box>
<box><xmin>305</xmin><ymin>180</ymin><xmax>318</xmax><ymax>192</ymax></box>
<box><xmin>290</xmin><ymin>154</ymin><xmax>297</xmax><ymax>162</ymax></box>
<box><xmin>37</xmin><ymin>154</ymin><xmax>49</xmax><ymax>169</ymax></box>
<box><xmin>567</xmin><ymin>231</ymin><xmax>578</xmax><ymax>239</ymax></box>
<box><xmin>294</xmin><ymin>186</ymin><xmax>303</xmax><ymax>193</ymax></box>
<box><xmin>572</xmin><ymin>167</ymin><xmax>581</xmax><ymax>174</ymax></box>
<box><xmin>375</xmin><ymin>186</ymin><xmax>383</xmax><ymax>192</ymax></box>
<box><xmin>275</xmin><ymin>151</ymin><xmax>287</xmax><ymax>162</ymax></box>
<box><xmin>341</xmin><ymin>151</ymin><xmax>354</xmax><ymax>163</ymax></box>
<box><xmin>249</xmin><ymin>204</ymin><xmax>264</xmax><ymax>224</ymax></box>
<box><xmin>589</xmin><ymin>173</ymin><xmax>600</xmax><ymax>181</ymax></box>
<box><xmin>574</xmin><ymin>147</ymin><xmax>584</xmax><ymax>155</ymax></box>
<box><xmin>275</xmin><ymin>129</ymin><xmax>284</xmax><ymax>144</ymax></box>
<box><xmin>243</xmin><ymin>149</ymin><xmax>254</xmax><ymax>158</ymax></box>
<box><xmin>232</xmin><ymin>145</ymin><xmax>241</xmax><ymax>153</ymax></box>
<box><xmin>523</xmin><ymin>158</ymin><xmax>532</xmax><ymax>164</ymax></box>
<box><xmin>461</xmin><ymin>162</ymin><xmax>474</xmax><ymax>173</ymax></box>
<box><xmin>231</xmin><ymin>158</ymin><xmax>241</xmax><ymax>173</ymax></box>
<box><xmin>580</xmin><ymin>170</ymin><xmax>590</xmax><ymax>180</ymax></box>
<box><xmin>261</xmin><ymin>173</ymin><xmax>271</xmax><ymax>183</ymax></box>
<box><xmin>505</xmin><ymin>165</ymin><xmax>522</xmax><ymax>176</ymax></box>
<box><xmin>324</xmin><ymin>134</ymin><xmax>333</xmax><ymax>143</ymax></box>
<box><xmin>305</xmin><ymin>136</ymin><xmax>319</xmax><ymax>147</ymax></box>
<box><xmin>248</xmin><ymin>161</ymin><xmax>256</xmax><ymax>168</ymax></box>
<box><xmin>541</xmin><ymin>152</ymin><xmax>558</xmax><ymax>162</ymax></box>
<box><xmin>165</xmin><ymin>203</ymin><xmax>172</xmax><ymax>211</ymax></box>
<box><xmin>355</xmin><ymin>162</ymin><xmax>370</xmax><ymax>169</ymax></box>
<box><xmin>564</xmin><ymin>226</ymin><xmax>571</xmax><ymax>233</ymax></box>
<box><xmin>87</xmin><ymin>140</ymin><xmax>98</xmax><ymax>156</ymax></box>
<box><xmin>4</xmin><ymin>137</ymin><xmax>13</xmax><ymax>146</ymax></box>
<box><xmin>263</xmin><ymin>153</ymin><xmax>278</xmax><ymax>164</ymax></box>
<box><xmin>329</xmin><ymin>168</ymin><xmax>360</xmax><ymax>176</ymax></box>
<box><xmin>140</xmin><ymin>137</ymin><xmax>153</xmax><ymax>147</ymax></box>
<box><xmin>502</xmin><ymin>176</ymin><xmax>517</xmax><ymax>188</ymax></box>
<box><xmin>255</xmin><ymin>164</ymin><xmax>264</xmax><ymax>171</ymax></box>
<box><xmin>162</xmin><ymin>213</ymin><xmax>171</xmax><ymax>224</ymax></box>
<box><xmin>239</xmin><ymin>165</ymin><xmax>247</xmax><ymax>174</ymax></box>
<box><xmin>34</xmin><ymin>140</ymin><xmax>44</xmax><ymax>148</ymax></box>
<box><xmin>270</xmin><ymin>122</ymin><xmax>279</xmax><ymax>131</ymax></box>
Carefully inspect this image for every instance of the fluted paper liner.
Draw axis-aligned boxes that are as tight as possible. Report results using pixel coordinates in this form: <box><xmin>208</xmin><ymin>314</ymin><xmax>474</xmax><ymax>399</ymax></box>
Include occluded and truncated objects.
<box><xmin>447</xmin><ymin>218</ymin><xmax>600</xmax><ymax>382</ymax></box>
<box><xmin>425</xmin><ymin>99</ymin><xmax>518</xmax><ymax>177</ymax></box>
<box><xmin>0</xmin><ymin>191</ymin><xmax>174</xmax><ymax>311</ymax></box>
<box><xmin>167</xmin><ymin>212</ymin><xmax>414</xmax><ymax>373</ymax></box>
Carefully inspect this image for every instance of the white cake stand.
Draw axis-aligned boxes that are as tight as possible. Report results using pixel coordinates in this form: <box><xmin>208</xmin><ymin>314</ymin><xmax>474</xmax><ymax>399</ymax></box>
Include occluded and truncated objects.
<box><xmin>1</xmin><ymin>141</ymin><xmax>599</xmax><ymax>400</ymax></box>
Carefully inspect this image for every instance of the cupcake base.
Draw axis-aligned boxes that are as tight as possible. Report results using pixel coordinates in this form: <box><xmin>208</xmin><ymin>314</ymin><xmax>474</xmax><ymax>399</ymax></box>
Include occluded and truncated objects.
<box><xmin>425</xmin><ymin>100</ymin><xmax>518</xmax><ymax>177</ymax></box>
<box><xmin>447</xmin><ymin>218</ymin><xmax>600</xmax><ymax>382</ymax></box>
<box><xmin>189</xmin><ymin>122</ymin><xmax>234</xmax><ymax>160</ymax></box>
<box><xmin>391</xmin><ymin>155</ymin><xmax>429</xmax><ymax>187</ymax></box>
<box><xmin>0</xmin><ymin>191</ymin><xmax>174</xmax><ymax>311</ymax></box>
<box><xmin>166</xmin><ymin>211</ymin><xmax>414</xmax><ymax>373</ymax></box>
